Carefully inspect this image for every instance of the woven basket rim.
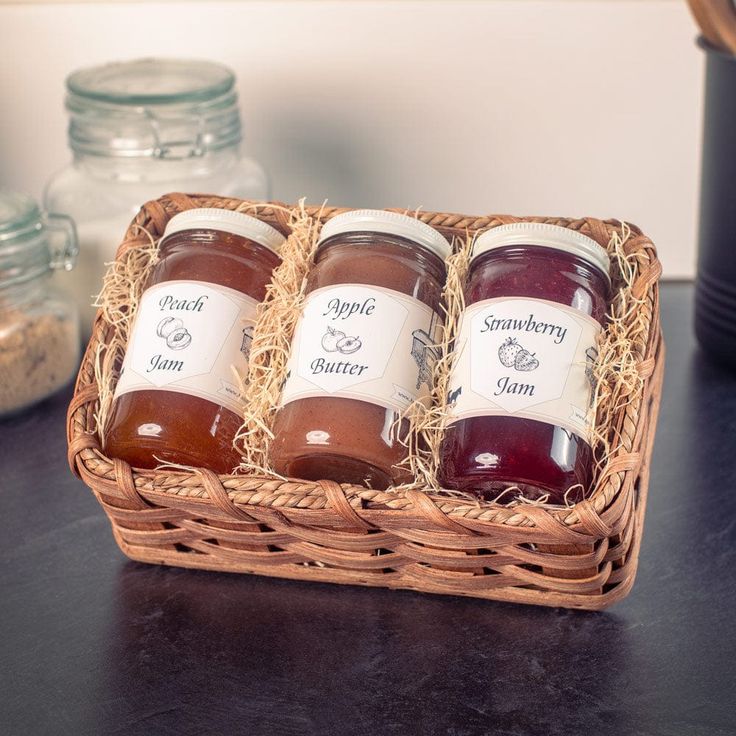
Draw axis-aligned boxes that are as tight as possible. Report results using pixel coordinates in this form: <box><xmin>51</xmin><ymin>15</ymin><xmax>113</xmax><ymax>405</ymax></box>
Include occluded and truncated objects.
<box><xmin>67</xmin><ymin>192</ymin><xmax>663</xmax><ymax>541</ymax></box>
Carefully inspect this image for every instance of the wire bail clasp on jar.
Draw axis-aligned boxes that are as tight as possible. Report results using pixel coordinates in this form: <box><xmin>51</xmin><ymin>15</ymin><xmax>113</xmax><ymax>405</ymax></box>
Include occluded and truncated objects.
<box><xmin>43</xmin><ymin>212</ymin><xmax>79</xmax><ymax>271</ymax></box>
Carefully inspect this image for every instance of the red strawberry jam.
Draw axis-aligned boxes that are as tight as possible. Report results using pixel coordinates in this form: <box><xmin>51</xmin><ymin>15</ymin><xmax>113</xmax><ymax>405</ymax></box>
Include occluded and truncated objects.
<box><xmin>438</xmin><ymin>223</ymin><xmax>610</xmax><ymax>505</ymax></box>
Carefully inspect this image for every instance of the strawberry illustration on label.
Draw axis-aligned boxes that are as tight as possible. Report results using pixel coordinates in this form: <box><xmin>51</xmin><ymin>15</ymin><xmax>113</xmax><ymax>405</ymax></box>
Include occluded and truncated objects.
<box><xmin>514</xmin><ymin>349</ymin><xmax>539</xmax><ymax>372</ymax></box>
<box><xmin>498</xmin><ymin>337</ymin><xmax>523</xmax><ymax>367</ymax></box>
<box><xmin>321</xmin><ymin>326</ymin><xmax>346</xmax><ymax>352</ymax></box>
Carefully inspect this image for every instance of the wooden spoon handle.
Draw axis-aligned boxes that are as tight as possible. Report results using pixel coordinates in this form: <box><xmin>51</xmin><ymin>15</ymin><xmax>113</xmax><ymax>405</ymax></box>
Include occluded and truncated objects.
<box><xmin>687</xmin><ymin>0</ymin><xmax>729</xmax><ymax>51</ymax></box>
<box><xmin>707</xmin><ymin>0</ymin><xmax>736</xmax><ymax>55</ymax></box>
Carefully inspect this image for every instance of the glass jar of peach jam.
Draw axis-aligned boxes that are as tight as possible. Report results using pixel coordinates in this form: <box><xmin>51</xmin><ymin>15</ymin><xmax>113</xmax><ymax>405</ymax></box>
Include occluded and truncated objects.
<box><xmin>438</xmin><ymin>223</ymin><xmax>610</xmax><ymax>504</ymax></box>
<box><xmin>269</xmin><ymin>210</ymin><xmax>450</xmax><ymax>489</ymax></box>
<box><xmin>104</xmin><ymin>208</ymin><xmax>284</xmax><ymax>473</ymax></box>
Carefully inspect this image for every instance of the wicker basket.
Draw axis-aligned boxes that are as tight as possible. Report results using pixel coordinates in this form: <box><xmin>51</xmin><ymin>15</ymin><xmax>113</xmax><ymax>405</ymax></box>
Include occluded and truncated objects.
<box><xmin>67</xmin><ymin>193</ymin><xmax>664</xmax><ymax>611</ymax></box>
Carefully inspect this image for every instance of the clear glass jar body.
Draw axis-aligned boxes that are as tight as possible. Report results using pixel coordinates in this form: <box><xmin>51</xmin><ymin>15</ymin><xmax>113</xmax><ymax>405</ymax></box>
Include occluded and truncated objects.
<box><xmin>438</xmin><ymin>245</ymin><xmax>609</xmax><ymax>504</ymax></box>
<box><xmin>0</xmin><ymin>275</ymin><xmax>80</xmax><ymax>418</ymax></box>
<box><xmin>269</xmin><ymin>232</ymin><xmax>447</xmax><ymax>489</ymax></box>
<box><xmin>45</xmin><ymin>149</ymin><xmax>268</xmax><ymax>334</ymax></box>
<box><xmin>103</xmin><ymin>227</ymin><xmax>281</xmax><ymax>473</ymax></box>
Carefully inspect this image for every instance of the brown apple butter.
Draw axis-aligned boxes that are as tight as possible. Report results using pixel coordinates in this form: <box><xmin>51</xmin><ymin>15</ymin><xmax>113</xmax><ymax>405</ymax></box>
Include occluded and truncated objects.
<box><xmin>269</xmin><ymin>209</ymin><xmax>450</xmax><ymax>489</ymax></box>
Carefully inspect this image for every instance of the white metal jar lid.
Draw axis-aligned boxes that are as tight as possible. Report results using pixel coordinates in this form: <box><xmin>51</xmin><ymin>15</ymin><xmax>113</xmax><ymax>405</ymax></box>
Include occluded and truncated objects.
<box><xmin>162</xmin><ymin>208</ymin><xmax>285</xmax><ymax>254</ymax></box>
<box><xmin>472</xmin><ymin>222</ymin><xmax>610</xmax><ymax>283</ymax></box>
<box><xmin>318</xmin><ymin>209</ymin><xmax>451</xmax><ymax>261</ymax></box>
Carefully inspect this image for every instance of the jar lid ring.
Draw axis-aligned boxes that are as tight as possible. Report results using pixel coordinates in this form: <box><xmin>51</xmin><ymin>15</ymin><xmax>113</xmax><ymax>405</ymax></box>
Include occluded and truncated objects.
<box><xmin>318</xmin><ymin>209</ymin><xmax>451</xmax><ymax>261</ymax></box>
<box><xmin>161</xmin><ymin>208</ymin><xmax>286</xmax><ymax>254</ymax></box>
<box><xmin>472</xmin><ymin>222</ymin><xmax>611</xmax><ymax>284</ymax></box>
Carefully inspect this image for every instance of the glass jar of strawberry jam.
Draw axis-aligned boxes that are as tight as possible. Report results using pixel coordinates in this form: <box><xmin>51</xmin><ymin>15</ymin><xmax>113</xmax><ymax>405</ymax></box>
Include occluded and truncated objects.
<box><xmin>104</xmin><ymin>208</ymin><xmax>284</xmax><ymax>473</ymax></box>
<box><xmin>438</xmin><ymin>222</ymin><xmax>610</xmax><ymax>504</ymax></box>
<box><xmin>269</xmin><ymin>209</ymin><xmax>450</xmax><ymax>489</ymax></box>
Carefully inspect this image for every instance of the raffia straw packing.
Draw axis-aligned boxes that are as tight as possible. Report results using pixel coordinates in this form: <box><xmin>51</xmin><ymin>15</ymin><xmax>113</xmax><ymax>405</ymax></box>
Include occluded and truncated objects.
<box><xmin>234</xmin><ymin>201</ymin><xmax>323</xmax><ymax>474</ymax></box>
<box><xmin>392</xmin><ymin>231</ymin><xmax>473</xmax><ymax>494</ymax></box>
<box><xmin>93</xmin><ymin>225</ymin><xmax>159</xmax><ymax>437</ymax></box>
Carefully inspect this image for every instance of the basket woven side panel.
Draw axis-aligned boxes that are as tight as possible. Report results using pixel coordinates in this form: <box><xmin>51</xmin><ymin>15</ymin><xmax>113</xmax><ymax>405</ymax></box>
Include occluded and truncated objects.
<box><xmin>67</xmin><ymin>193</ymin><xmax>664</xmax><ymax>610</ymax></box>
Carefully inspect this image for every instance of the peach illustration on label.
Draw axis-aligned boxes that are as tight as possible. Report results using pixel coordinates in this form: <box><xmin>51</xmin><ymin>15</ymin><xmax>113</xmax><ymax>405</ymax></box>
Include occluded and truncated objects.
<box><xmin>157</xmin><ymin>316</ymin><xmax>184</xmax><ymax>339</ymax></box>
<box><xmin>157</xmin><ymin>316</ymin><xmax>192</xmax><ymax>351</ymax></box>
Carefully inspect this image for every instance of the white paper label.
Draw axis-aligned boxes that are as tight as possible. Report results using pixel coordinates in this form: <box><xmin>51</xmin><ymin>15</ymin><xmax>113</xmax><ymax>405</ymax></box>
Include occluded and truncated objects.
<box><xmin>447</xmin><ymin>297</ymin><xmax>601</xmax><ymax>442</ymax></box>
<box><xmin>280</xmin><ymin>284</ymin><xmax>443</xmax><ymax>413</ymax></box>
<box><xmin>114</xmin><ymin>280</ymin><xmax>258</xmax><ymax>415</ymax></box>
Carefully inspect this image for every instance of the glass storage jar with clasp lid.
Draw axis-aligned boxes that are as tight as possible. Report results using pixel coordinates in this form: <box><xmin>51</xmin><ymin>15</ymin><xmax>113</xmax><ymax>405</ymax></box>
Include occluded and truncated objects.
<box><xmin>44</xmin><ymin>58</ymin><xmax>270</xmax><ymax>335</ymax></box>
<box><xmin>0</xmin><ymin>190</ymin><xmax>80</xmax><ymax>418</ymax></box>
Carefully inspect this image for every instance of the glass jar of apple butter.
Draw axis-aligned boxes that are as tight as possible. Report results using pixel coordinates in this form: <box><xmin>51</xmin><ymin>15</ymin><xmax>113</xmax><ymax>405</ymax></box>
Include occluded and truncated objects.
<box><xmin>104</xmin><ymin>208</ymin><xmax>284</xmax><ymax>473</ymax></box>
<box><xmin>438</xmin><ymin>223</ymin><xmax>610</xmax><ymax>504</ymax></box>
<box><xmin>269</xmin><ymin>209</ymin><xmax>450</xmax><ymax>489</ymax></box>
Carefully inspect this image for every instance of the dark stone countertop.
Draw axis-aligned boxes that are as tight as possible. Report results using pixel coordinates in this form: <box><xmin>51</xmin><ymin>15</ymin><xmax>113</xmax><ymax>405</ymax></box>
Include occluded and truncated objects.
<box><xmin>2</xmin><ymin>283</ymin><xmax>735</xmax><ymax>736</ymax></box>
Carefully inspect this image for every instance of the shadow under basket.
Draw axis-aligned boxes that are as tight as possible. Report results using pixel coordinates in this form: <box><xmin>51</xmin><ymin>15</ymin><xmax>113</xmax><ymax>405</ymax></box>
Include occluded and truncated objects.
<box><xmin>67</xmin><ymin>193</ymin><xmax>664</xmax><ymax>611</ymax></box>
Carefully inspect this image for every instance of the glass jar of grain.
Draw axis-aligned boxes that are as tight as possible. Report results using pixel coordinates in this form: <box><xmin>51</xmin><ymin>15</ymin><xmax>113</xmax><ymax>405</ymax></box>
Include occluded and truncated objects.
<box><xmin>0</xmin><ymin>190</ymin><xmax>80</xmax><ymax>418</ymax></box>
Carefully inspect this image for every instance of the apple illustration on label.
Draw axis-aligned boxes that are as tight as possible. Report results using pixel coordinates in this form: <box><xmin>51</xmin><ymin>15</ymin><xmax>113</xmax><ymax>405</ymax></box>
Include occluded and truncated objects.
<box><xmin>336</xmin><ymin>335</ymin><xmax>362</xmax><ymax>354</ymax></box>
<box><xmin>321</xmin><ymin>326</ymin><xmax>346</xmax><ymax>352</ymax></box>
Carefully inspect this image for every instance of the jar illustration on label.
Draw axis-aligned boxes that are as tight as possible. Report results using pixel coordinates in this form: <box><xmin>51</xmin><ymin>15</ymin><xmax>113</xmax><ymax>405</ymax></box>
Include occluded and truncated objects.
<box><xmin>270</xmin><ymin>209</ymin><xmax>449</xmax><ymax>489</ymax></box>
<box><xmin>410</xmin><ymin>312</ymin><xmax>443</xmax><ymax>391</ymax></box>
<box><xmin>104</xmin><ymin>208</ymin><xmax>284</xmax><ymax>474</ymax></box>
<box><xmin>438</xmin><ymin>223</ymin><xmax>610</xmax><ymax>504</ymax></box>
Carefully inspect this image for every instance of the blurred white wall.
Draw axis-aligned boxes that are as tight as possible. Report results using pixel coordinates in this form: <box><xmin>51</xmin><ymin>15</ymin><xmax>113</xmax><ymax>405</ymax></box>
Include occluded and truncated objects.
<box><xmin>0</xmin><ymin>0</ymin><xmax>703</xmax><ymax>278</ymax></box>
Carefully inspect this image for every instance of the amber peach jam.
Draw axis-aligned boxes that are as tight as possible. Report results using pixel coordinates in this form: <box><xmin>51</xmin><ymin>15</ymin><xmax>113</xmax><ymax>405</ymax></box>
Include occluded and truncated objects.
<box><xmin>269</xmin><ymin>210</ymin><xmax>450</xmax><ymax>489</ymax></box>
<box><xmin>438</xmin><ymin>223</ymin><xmax>610</xmax><ymax>505</ymax></box>
<box><xmin>104</xmin><ymin>208</ymin><xmax>284</xmax><ymax>474</ymax></box>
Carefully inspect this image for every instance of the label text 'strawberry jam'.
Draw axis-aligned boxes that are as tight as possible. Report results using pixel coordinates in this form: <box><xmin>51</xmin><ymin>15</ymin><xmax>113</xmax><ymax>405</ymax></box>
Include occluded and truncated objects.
<box><xmin>438</xmin><ymin>223</ymin><xmax>610</xmax><ymax>504</ymax></box>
